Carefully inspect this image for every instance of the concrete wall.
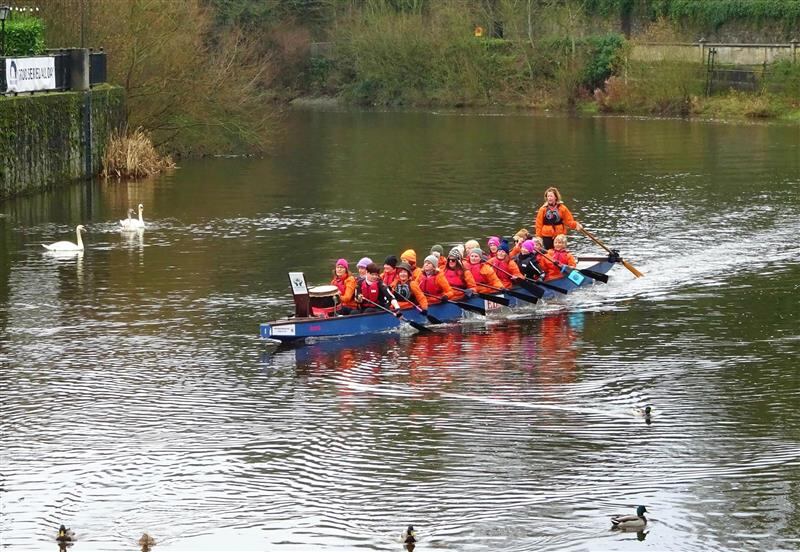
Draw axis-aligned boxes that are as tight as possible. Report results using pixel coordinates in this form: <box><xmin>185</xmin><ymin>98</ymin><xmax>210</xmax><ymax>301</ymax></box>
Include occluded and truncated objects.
<box><xmin>0</xmin><ymin>85</ymin><xmax>125</xmax><ymax>200</ymax></box>
<box><xmin>631</xmin><ymin>42</ymin><xmax>799</xmax><ymax>66</ymax></box>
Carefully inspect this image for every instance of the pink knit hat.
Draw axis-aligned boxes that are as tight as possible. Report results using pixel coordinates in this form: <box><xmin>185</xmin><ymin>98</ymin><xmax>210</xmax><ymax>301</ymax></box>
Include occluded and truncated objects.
<box><xmin>488</xmin><ymin>236</ymin><xmax>500</xmax><ymax>248</ymax></box>
<box><xmin>336</xmin><ymin>258</ymin><xmax>349</xmax><ymax>270</ymax></box>
<box><xmin>521</xmin><ymin>240</ymin><xmax>536</xmax><ymax>253</ymax></box>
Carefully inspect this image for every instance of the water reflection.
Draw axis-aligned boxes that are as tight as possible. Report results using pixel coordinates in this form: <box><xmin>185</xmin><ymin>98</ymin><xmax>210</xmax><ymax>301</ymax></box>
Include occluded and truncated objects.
<box><xmin>2</xmin><ymin>111</ymin><xmax>800</xmax><ymax>551</ymax></box>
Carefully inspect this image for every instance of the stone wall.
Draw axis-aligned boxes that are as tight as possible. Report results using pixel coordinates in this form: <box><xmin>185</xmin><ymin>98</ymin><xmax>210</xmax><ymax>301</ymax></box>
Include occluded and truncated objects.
<box><xmin>0</xmin><ymin>85</ymin><xmax>125</xmax><ymax>200</ymax></box>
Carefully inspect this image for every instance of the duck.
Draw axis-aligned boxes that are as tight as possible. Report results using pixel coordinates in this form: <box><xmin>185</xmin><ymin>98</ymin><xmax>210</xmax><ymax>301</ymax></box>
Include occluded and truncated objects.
<box><xmin>121</xmin><ymin>203</ymin><xmax>145</xmax><ymax>231</ymax></box>
<box><xmin>56</xmin><ymin>524</ymin><xmax>76</xmax><ymax>542</ymax></box>
<box><xmin>401</xmin><ymin>525</ymin><xmax>416</xmax><ymax>544</ymax></box>
<box><xmin>42</xmin><ymin>225</ymin><xmax>86</xmax><ymax>251</ymax></box>
<box><xmin>138</xmin><ymin>532</ymin><xmax>156</xmax><ymax>551</ymax></box>
<box><xmin>611</xmin><ymin>505</ymin><xmax>648</xmax><ymax>530</ymax></box>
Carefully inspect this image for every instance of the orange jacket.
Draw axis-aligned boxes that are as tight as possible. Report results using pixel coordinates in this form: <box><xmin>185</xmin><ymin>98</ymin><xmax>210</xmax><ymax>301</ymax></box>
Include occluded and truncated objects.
<box><xmin>437</xmin><ymin>256</ymin><xmax>447</xmax><ymax>271</ymax></box>
<box><xmin>542</xmin><ymin>249</ymin><xmax>577</xmax><ymax>281</ymax></box>
<box><xmin>331</xmin><ymin>274</ymin><xmax>357</xmax><ymax>307</ymax></box>
<box><xmin>535</xmin><ymin>202</ymin><xmax>578</xmax><ymax>239</ymax></box>
<box><xmin>380</xmin><ymin>268</ymin><xmax>398</xmax><ymax>287</ymax></box>
<box><xmin>416</xmin><ymin>271</ymin><xmax>456</xmax><ymax>301</ymax></box>
<box><xmin>464</xmin><ymin>261</ymin><xmax>504</xmax><ymax>294</ymax></box>
<box><xmin>391</xmin><ymin>279</ymin><xmax>428</xmax><ymax>310</ymax></box>
<box><xmin>443</xmin><ymin>266</ymin><xmax>477</xmax><ymax>299</ymax></box>
<box><xmin>489</xmin><ymin>257</ymin><xmax>524</xmax><ymax>288</ymax></box>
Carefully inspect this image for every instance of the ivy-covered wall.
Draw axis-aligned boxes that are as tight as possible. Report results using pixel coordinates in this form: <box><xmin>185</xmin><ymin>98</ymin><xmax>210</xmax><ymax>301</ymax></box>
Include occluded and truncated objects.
<box><xmin>0</xmin><ymin>85</ymin><xmax>125</xmax><ymax>200</ymax></box>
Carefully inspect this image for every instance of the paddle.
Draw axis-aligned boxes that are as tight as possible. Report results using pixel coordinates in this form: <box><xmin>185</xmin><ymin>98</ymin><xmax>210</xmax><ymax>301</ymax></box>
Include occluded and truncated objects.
<box><xmin>485</xmin><ymin>262</ymin><xmax>546</xmax><ymax>299</ymax></box>
<box><xmin>360</xmin><ymin>296</ymin><xmax>432</xmax><ymax>333</ymax></box>
<box><xmin>578</xmin><ymin>227</ymin><xmax>644</xmax><ymax>278</ymax></box>
<box><xmin>477</xmin><ymin>281</ymin><xmax>539</xmax><ymax>305</ymax></box>
<box><xmin>386</xmin><ymin>287</ymin><xmax>443</xmax><ymax>324</ymax></box>
<box><xmin>535</xmin><ymin>248</ymin><xmax>609</xmax><ymax>284</ymax></box>
<box><xmin>421</xmin><ymin>291</ymin><xmax>487</xmax><ymax>316</ymax></box>
<box><xmin>532</xmin><ymin>279</ymin><xmax>569</xmax><ymax>294</ymax></box>
<box><xmin>451</xmin><ymin>286</ymin><xmax>511</xmax><ymax>307</ymax></box>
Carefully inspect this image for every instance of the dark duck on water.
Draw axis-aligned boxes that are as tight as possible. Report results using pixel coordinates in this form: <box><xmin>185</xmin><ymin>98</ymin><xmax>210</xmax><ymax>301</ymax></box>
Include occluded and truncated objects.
<box><xmin>56</xmin><ymin>524</ymin><xmax>76</xmax><ymax>543</ymax></box>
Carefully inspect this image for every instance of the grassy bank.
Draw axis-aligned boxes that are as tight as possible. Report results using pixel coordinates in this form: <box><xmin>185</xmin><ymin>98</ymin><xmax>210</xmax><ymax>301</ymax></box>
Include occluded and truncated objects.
<box><xmin>298</xmin><ymin>3</ymin><xmax>800</xmax><ymax>123</ymax></box>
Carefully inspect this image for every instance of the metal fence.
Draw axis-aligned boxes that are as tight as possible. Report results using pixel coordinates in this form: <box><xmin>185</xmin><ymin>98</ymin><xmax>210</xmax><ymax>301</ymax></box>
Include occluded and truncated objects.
<box><xmin>632</xmin><ymin>40</ymin><xmax>800</xmax><ymax>94</ymax></box>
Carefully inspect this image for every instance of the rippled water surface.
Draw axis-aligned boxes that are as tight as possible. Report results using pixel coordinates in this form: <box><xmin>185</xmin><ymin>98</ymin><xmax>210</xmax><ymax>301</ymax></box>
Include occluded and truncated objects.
<box><xmin>1</xmin><ymin>110</ymin><xmax>799</xmax><ymax>551</ymax></box>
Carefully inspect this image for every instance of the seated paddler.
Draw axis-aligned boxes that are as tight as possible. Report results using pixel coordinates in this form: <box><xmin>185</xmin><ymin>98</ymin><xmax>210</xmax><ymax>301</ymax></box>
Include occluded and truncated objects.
<box><xmin>417</xmin><ymin>254</ymin><xmax>455</xmax><ymax>303</ymax></box>
<box><xmin>488</xmin><ymin>240</ymin><xmax>524</xmax><ymax>288</ymax></box>
<box><xmin>331</xmin><ymin>258</ymin><xmax>357</xmax><ymax>314</ymax></box>
<box><xmin>356</xmin><ymin>262</ymin><xmax>401</xmax><ymax>313</ymax></box>
<box><xmin>542</xmin><ymin>234</ymin><xmax>577</xmax><ymax>281</ymax></box>
<box><xmin>391</xmin><ymin>262</ymin><xmax>429</xmax><ymax>312</ymax></box>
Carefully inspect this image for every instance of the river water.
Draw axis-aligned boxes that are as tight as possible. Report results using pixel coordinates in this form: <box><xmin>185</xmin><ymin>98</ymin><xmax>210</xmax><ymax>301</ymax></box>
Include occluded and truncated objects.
<box><xmin>1</xmin><ymin>109</ymin><xmax>799</xmax><ymax>551</ymax></box>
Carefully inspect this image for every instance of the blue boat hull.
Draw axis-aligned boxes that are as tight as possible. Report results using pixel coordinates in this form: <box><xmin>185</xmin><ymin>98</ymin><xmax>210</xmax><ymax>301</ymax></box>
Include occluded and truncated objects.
<box><xmin>261</xmin><ymin>260</ymin><xmax>615</xmax><ymax>343</ymax></box>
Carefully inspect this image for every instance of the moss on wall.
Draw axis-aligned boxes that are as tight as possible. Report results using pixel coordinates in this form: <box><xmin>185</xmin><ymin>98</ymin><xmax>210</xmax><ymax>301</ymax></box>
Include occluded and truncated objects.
<box><xmin>0</xmin><ymin>85</ymin><xmax>125</xmax><ymax>200</ymax></box>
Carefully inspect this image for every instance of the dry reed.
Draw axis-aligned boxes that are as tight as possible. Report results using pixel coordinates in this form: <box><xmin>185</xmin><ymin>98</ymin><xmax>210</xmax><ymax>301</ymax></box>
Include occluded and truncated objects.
<box><xmin>101</xmin><ymin>127</ymin><xmax>175</xmax><ymax>179</ymax></box>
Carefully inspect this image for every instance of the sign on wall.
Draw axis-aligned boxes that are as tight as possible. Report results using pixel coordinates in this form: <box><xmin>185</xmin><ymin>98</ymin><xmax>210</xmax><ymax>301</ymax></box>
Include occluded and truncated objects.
<box><xmin>5</xmin><ymin>57</ymin><xmax>56</xmax><ymax>93</ymax></box>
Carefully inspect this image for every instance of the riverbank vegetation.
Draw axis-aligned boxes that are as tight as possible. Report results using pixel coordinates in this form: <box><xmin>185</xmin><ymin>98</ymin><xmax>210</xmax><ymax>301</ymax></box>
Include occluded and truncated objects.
<box><xmin>26</xmin><ymin>0</ymin><xmax>800</xmax><ymax>160</ymax></box>
<box><xmin>101</xmin><ymin>128</ymin><xmax>175</xmax><ymax>180</ymax></box>
<box><xmin>37</xmin><ymin>0</ymin><xmax>278</xmax><ymax>157</ymax></box>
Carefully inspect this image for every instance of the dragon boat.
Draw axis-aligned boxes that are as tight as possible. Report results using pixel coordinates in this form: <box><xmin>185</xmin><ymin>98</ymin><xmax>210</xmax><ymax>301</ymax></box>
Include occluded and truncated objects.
<box><xmin>260</xmin><ymin>254</ymin><xmax>620</xmax><ymax>344</ymax></box>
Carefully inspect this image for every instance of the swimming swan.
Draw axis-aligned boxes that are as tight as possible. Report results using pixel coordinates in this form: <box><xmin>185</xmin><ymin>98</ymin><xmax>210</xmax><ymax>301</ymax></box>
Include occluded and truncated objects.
<box><xmin>119</xmin><ymin>208</ymin><xmax>136</xmax><ymax>228</ymax></box>
<box><xmin>121</xmin><ymin>204</ymin><xmax>145</xmax><ymax>231</ymax></box>
<box><xmin>42</xmin><ymin>225</ymin><xmax>86</xmax><ymax>251</ymax></box>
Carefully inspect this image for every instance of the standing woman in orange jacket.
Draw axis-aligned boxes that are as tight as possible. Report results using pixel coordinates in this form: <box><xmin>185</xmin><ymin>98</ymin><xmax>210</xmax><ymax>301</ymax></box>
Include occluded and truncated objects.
<box><xmin>535</xmin><ymin>186</ymin><xmax>582</xmax><ymax>250</ymax></box>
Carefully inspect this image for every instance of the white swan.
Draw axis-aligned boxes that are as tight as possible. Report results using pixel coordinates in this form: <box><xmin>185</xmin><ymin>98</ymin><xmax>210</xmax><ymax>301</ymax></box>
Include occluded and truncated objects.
<box><xmin>120</xmin><ymin>203</ymin><xmax>145</xmax><ymax>231</ymax></box>
<box><xmin>42</xmin><ymin>225</ymin><xmax>86</xmax><ymax>251</ymax></box>
<box><xmin>119</xmin><ymin>208</ymin><xmax>135</xmax><ymax>228</ymax></box>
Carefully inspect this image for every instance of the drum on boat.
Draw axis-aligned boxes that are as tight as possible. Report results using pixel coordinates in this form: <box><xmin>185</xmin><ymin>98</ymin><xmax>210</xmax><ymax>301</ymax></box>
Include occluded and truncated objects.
<box><xmin>308</xmin><ymin>285</ymin><xmax>340</xmax><ymax>309</ymax></box>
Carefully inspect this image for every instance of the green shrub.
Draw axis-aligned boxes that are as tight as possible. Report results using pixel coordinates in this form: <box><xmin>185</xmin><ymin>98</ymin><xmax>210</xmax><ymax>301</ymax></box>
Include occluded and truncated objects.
<box><xmin>4</xmin><ymin>17</ymin><xmax>46</xmax><ymax>56</ymax></box>
<box><xmin>649</xmin><ymin>0</ymin><xmax>800</xmax><ymax>29</ymax></box>
<box><xmin>333</xmin><ymin>4</ymin><xmax>524</xmax><ymax>106</ymax></box>
<box><xmin>594</xmin><ymin>58</ymin><xmax>705</xmax><ymax>116</ymax></box>
<box><xmin>763</xmin><ymin>59</ymin><xmax>800</xmax><ymax>96</ymax></box>
<box><xmin>583</xmin><ymin>34</ymin><xmax>627</xmax><ymax>90</ymax></box>
<box><xmin>536</xmin><ymin>33</ymin><xmax>627</xmax><ymax>91</ymax></box>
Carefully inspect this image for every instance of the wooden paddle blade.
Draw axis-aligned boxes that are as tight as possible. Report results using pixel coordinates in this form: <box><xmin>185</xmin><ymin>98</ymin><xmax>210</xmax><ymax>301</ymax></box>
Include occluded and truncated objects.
<box><xmin>580</xmin><ymin>227</ymin><xmax>643</xmax><ymax>278</ymax></box>
<box><xmin>579</xmin><ymin>268</ymin><xmax>609</xmax><ymax>283</ymax></box>
<box><xmin>622</xmin><ymin>259</ymin><xmax>644</xmax><ymax>278</ymax></box>
<box><xmin>477</xmin><ymin>292</ymin><xmax>511</xmax><ymax>307</ymax></box>
<box><xmin>518</xmin><ymin>279</ymin><xmax>545</xmax><ymax>298</ymax></box>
